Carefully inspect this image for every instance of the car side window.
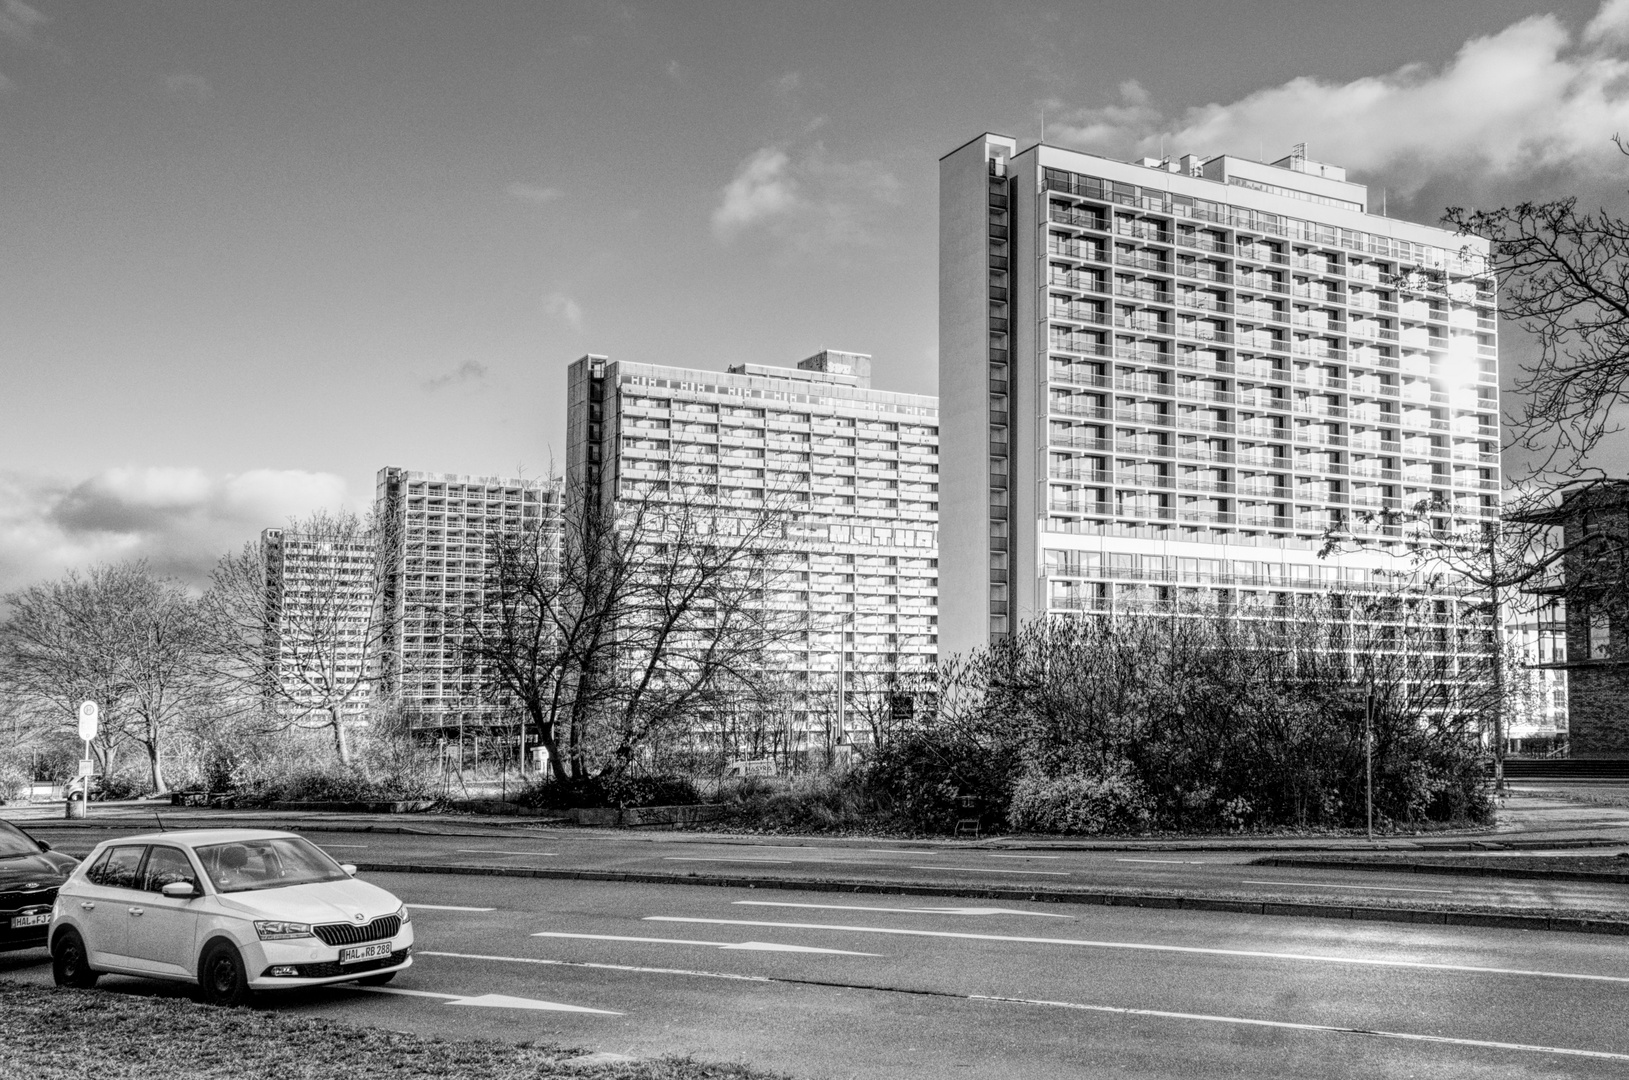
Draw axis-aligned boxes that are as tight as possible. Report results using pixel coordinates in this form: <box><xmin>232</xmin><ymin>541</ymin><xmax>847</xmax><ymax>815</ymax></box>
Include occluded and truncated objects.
<box><xmin>141</xmin><ymin>846</ymin><xmax>199</xmax><ymax>893</ymax></box>
<box><xmin>85</xmin><ymin>845</ymin><xmax>147</xmax><ymax>890</ymax></box>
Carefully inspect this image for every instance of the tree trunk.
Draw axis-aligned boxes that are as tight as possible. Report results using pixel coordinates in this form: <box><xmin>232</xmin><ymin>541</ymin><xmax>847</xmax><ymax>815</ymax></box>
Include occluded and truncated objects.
<box><xmin>331</xmin><ymin>707</ymin><xmax>352</xmax><ymax>766</ymax></box>
<box><xmin>145</xmin><ymin>715</ymin><xmax>168</xmax><ymax>794</ymax></box>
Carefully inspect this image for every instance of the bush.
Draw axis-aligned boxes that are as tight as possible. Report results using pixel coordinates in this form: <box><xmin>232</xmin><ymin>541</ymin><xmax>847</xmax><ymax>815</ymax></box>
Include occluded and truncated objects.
<box><xmin>231</xmin><ymin>765</ymin><xmax>432</xmax><ymax>808</ymax></box>
<box><xmin>713</xmin><ymin>773</ymin><xmax>896</xmax><ymax>834</ymax></box>
<box><xmin>1007</xmin><ymin>767</ymin><xmax>1152</xmax><ymax>835</ymax></box>
<box><xmin>865</xmin><ymin>733</ymin><xmax>1017</xmax><ymax>834</ymax></box>
<box><xmin>519</xmin><ymin>773</ymin><xmax>702</xmax><ymax>810</ymax></box>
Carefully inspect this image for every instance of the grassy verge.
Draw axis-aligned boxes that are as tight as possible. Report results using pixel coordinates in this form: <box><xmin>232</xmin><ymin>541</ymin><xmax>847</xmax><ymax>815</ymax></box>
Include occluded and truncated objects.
<box><xmin>1260</xmin><ymin>852</ymin><xmax>1629</xmax><ymax>877</ymax></box>
<box><xmin>0</xmin><ymin>981</ymin><xmax>787</xmax><ymax>1080</ymax></box>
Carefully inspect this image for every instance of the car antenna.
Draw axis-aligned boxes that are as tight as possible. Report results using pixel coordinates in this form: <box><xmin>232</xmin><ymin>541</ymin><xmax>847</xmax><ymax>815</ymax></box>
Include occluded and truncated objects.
<box><xmin>153</xmin><ymin>811</ymin><xmax>165</xmax><ymax>832</ymax></box>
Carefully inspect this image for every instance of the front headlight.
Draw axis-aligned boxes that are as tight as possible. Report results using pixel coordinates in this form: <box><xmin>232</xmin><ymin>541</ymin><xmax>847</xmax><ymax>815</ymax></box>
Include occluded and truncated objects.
<box><xmin>396</xmin><ymin>904</ymin><xmax>410</xmax><ymax>925</ymax></box>
<box><xmin>254</xmin><ymin>920</ymin><xmax>315</xmax><ymax>940</ymax></box>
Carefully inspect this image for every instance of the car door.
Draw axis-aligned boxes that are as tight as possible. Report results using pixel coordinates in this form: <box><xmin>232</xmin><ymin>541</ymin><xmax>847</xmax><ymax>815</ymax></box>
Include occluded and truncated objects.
<box><xmin>124</xmin><ymin>845</ymin><xmax>203</xmax><ymax>978</ymax></box>
<box><xmin>74</xmin><ymin>844</ymin><xmax>147</xmax><ymax>970</ymax></box>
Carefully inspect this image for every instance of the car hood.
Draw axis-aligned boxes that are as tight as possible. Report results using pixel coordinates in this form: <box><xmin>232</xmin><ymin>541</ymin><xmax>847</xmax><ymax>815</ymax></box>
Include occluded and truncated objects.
<box><xmin>213</xmin><ymin>877</ymin><xmax>401</xmax><ymax>924</ymax></box>
<box><xmin>0</xmin><ymin>851</ymin><xmax>74</xmax><ymax>894</ymax></box>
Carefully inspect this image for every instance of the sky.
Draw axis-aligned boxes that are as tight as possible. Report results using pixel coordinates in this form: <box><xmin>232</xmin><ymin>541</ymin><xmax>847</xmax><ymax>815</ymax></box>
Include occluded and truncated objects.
<box><xmin>3</xmin><ymin>0</ymin><xmax>1628</xmax><ymax>593</ymax></box>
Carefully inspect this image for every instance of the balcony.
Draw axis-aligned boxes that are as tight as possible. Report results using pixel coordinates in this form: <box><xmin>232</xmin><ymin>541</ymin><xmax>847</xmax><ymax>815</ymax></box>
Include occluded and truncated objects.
<box><xmin>1115</xmin><ymin>251</ymin><xmax>1171</xmax><ymax>273</ymax></box>
<box><xmin>1176</xmin><ymin>235</ymin><xmax>1235</xmax><ymax>257</ymax></box>
<box><xmin>1179</xmin><ymin>325</ymin><xmax>1233</xmax><ymax>345</ymax></box>
<box><xmin>1178</xmin><ymin>263</ymin><xmax>1233</xmax><ymax>285</ymax></box>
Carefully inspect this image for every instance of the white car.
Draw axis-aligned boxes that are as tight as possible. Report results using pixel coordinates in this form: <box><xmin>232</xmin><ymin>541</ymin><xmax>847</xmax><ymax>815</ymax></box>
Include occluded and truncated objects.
<box><xmin>49</xmin><ymin>828</ymin><xmax>413</xmax><ymax>1005</ymax></box>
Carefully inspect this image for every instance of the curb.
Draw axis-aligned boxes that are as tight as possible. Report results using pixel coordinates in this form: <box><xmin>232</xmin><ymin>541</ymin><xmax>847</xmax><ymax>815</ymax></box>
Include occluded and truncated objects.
<box><xmin>351</xmin><ymin>860</ymin><xmax>1629</xmax><ymax>938</ymax></box>
<box><xmin>1256</xmin><ymin>855</ymin><xmax>1629</xmax><ymax>885</ymax></box>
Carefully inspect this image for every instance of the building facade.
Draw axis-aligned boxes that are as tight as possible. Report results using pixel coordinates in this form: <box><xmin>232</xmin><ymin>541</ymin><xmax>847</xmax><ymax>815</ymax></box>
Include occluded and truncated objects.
<box><xmin>940</xmin><ymin>133</ymin><xmax>1500</xmax><ymax>657</ymax></box>
<box><xmin>565</xmin><ymin>351</ymin><xmax>939</xmax><ymax>753</ymax></box>
<box><xmin>260</xmin><ymin>526</ymin><xmax>378</xmax><ymax>721</ymax></box>
<box><xmin>374</xmin><ymin>467</ymin><xmax>561</xmax><ymax>733</ymax></box>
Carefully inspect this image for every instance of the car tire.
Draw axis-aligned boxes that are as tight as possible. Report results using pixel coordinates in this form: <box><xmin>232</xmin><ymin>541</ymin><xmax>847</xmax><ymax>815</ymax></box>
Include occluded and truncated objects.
<box><xmin>356</xmin><ymin>970</ymin><xmax>397</xmax><ymax>986</ymax></box>
<box><xmin>52</xmin><ymin>929</ymin><xmax>98</xmax><ymax>989</ymax></box>
<box><xmin>197</xmin><ymin>941</ymin><xmax>253</xmax><ymax>1007</ymax></box>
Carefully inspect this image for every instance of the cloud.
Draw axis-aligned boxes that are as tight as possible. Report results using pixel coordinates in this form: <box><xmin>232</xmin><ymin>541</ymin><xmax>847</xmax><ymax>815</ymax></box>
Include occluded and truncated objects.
<box><xmin>421</xmin><ymin>360</ymin><xmax>488</xmax><ymax>391</ymax></box>
<box><xmin>710</xmin><ymin>142</ymin><xmax>900</xmax><ymax>251</ymax></box>
<box><xmin>162</xmin><ymin>72</ymin><xmax>213</xmax><ymax>101</ymax></box>
<box><xmin>1049</xmin><ymin>1</ymin><xmax>1629</xmax><ymax>204</ymax></box>
<box><xmin>544</xmin><ymin>291</ymin><xmax>583</xmax><ymax>330</ymax></box>
<box><xmin>505</xmin><ymin>181</ymin><xmax>564</xmax><ymax>205</ymax></box>
<box><xmin>0</xmin><ymin>466</ymin><xmax>349</xmax><ymax>594</ymax></box>
<box><xmin>0</xmin><ymin>0</ymin><xmax>46</xmax><ymax>48</ymax></box>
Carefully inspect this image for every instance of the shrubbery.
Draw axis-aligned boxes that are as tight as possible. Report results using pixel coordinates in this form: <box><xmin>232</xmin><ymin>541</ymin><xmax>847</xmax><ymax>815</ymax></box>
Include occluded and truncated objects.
<box><xmin>520</xmin><ymin>772</ymin><xmax>702</xmax><ymax>811</ymax></box>
<box><xmin>1006</xmin><ymin>766</ymin><xmax>1152</xmax><ymax>835</ymax></box>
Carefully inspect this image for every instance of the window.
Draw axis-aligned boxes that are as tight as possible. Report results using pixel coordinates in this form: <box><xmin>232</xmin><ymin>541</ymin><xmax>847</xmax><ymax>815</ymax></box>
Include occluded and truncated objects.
<box><xmin>1591</xmin><ymin>612</ymin><xmax>1611</xmax><ymax>659</ymax></box>
<box><xmin>86</xmin><ymin>845</ymin><xmax>147</xmax><ymax>889</ymax></box>
<box><xmin>141</xmin><ymin>846</ymin><xmax>199</xmax><ymax>893</ymax></box>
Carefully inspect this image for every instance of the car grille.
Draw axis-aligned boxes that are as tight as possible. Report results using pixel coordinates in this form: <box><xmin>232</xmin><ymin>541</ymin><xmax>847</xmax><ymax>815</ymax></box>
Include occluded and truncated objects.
<box><xmin>312</xmin><ymin>914</ymin><xmax>401</xmax><ymax>947</ymax></box>
<box><xmin>264</xmin><ymin>948</ymin><xmax>410</xmax><ymax>979</ymax></box>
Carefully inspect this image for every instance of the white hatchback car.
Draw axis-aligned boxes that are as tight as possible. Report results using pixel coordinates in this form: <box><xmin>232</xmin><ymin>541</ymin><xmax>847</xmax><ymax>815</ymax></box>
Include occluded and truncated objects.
<box><xmin>50</xmin><ymin>828</ymin><xmax>412</xmax><ymax>1005</ymax></box>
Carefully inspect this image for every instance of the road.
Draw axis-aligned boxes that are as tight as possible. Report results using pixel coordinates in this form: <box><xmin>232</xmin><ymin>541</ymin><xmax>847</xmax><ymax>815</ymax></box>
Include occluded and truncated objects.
<box><xmin>20</xmin><ymin>820</ymin><xmax>1629</xmax><ymax>917</ymax></box>
<box><xmin>6</xmin><ymin>855</ymin><xmax>1629</xmax><ymax>1076</ymax></box>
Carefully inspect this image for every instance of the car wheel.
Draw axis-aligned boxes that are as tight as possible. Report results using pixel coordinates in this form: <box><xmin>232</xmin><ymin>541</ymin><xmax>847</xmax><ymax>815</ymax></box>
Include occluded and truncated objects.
<box><xmin>197</xmin><ymin>942</ymin><xmax>252</xmax><ymax>1007</ymax></box>
<box><xmin>52</xmin><ymin>929</ymin><xmax>99</xmax><ymax>989</ymax></box>
<box><xmin>356</xmin><ymin>970</ymin><xmax>396</xmax><ymax>986</ymax></box>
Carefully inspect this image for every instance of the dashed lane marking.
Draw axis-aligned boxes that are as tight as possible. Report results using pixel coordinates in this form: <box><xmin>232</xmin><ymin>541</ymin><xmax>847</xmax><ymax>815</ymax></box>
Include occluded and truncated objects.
<box><xmin>664</xmin><ymin>856</ymin><xmax>795</xmax><ymax>864</ymax></box>
<box><xmin>909</xmin><ymin>865</ymin><xmax>1069</xmax><ymax>876</ymax></box>
<box><xmin>418</xmin><ymin>949</ymin><xmax>772</xmax><ymax>983</ymax></box>
<box><xmin>1240</xmin><ymin>879</ymin><xmax>1456</xmax><ymax>895</ymax></box>
<box><xmin>969</xmin><ymin>994</ymin><xmax>1629</xmax><ymax>1062</ymax></box>
<box><xmin>406</xmin><ymin>903</ymin><xmax>497</xmax><ymax>912</ymax></box>
<box><xmin>452</xmin><ymin>849</ymin><xmax>558</xmax><ymax>857</ymax></box>
<box><xmin>983</xmin><ymin>854</ymin><xmax>1062</xmax><ymax>860</ymax></box>
<box><xmin>532</xmin><ymin>931</ymin><xmax>878</xmax><ymax>956</ymax></box>
<box><xmin>643</xmin><ymin>917</ymin><xmax>1629</xmax><ymax>985</ymax></box>
<box><xmin>733</xmin><ymin>901</ymin><xmax>1076</xmax><ymax>919</ymax></box>
<box><xmin>1116</xmin><ymin>858</ymin><xmax>1211</xmax><ymax>865</ymax></box>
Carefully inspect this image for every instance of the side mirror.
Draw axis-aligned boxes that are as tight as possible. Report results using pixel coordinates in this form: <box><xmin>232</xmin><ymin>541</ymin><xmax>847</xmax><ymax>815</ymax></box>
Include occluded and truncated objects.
<box><xmin>341</xmin><ymin>864</ymin><xmax>358</xmax><ymax>877</ymax></box>
<box><xmin>161</xmin><ymin>881</ymin><xmax>197</xmax><ymax>899</ymax></box>
<box><xmin>37</xmin><ymin>840</ymin><xmax>51</xmax><ymax>852</ymax></box>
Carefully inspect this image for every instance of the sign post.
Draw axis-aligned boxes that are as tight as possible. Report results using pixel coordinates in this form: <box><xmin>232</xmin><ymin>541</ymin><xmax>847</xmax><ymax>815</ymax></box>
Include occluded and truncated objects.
<box><xmin>77</xmin><ymin>701</ymin><xmax>99</xmax><ymax>819</ymax></box>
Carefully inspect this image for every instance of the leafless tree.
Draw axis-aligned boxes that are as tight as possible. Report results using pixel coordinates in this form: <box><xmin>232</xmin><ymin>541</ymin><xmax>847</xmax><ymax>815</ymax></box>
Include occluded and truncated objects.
<box><xmin>452</xmin><ymin>483</ymin><xmax>799</xmax><ymax>789</ymax></box>
<box><xmin>202</xmin><ymin>509</ymin><xmax>397</xmax><ymax>767</ymax></box>
<box><xmin>0</xmin><ymin>562</ymin><xmax>210</xmax><ymax>792</ymax></box>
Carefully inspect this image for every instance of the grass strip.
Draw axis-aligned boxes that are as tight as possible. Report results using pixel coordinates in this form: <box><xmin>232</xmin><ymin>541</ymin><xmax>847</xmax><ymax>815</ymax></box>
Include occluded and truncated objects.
<box><xmin>0</xmin><ymin>981</ymin><xmax>788</xmax><ymax>1080</ymax></box>
<box><xmin>1254</xmin><ymin>853</ymin><xmax>1629</xmax><ymax>883</ymax></box>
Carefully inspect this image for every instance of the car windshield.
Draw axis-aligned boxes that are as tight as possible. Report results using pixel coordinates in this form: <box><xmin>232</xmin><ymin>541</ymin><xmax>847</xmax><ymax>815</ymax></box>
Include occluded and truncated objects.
<box><xmin>195</xmin><ymin>837</ymin><xmax>350</xmax><ymax>893</ymax></box>
<box><xmin>0</xmin><ymin>821</ymin><xmax>42</xmax><ymax>858</ymax></box>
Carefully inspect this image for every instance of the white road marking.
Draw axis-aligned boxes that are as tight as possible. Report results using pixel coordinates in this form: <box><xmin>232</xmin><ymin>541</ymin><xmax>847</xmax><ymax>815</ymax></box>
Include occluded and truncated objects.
<box><xmin>664</xmin><ymin>856</ymin><xmax>794</xmax><ymax>864</ymax></box>
<box><xmin>970</xmin><ymin>994</ymin><xmax>1629</xmax><ymax>1062</ymax></box>
<box><xmin>406</xmin><ymin>903</ymin><xmax>496</xmax><ymax>912</ymax></box>
<box><xmin>418</xmin><ymin>949</ymin><xmax>771</xmax><ymax>983</ymax></box>
<box><xmin>644</xmin><ymin>917</ymin><xmax>1629</xmax><ymax>985</ymax></box>
<box><xmin>733</xmin><ymin>901</ymin><xmax>1076</xmax><ymax>920</ymax></box>
<box><xmin>1241</xmin><ymin>879</ymin><xmax>1456</xmax><ymax>895</ymax></box>
<box><xmin>868</xmin><ymin>849</ymin><xmax>942</xmax><ymax>855</ymax></box>
<box><xmin>910</xmin><ymin>865</ymin><xmax>1068</xmax><ymax>876</ymax></box>
<box><xmin>452</xmin><ymin>849</ymin><xmax>557</xmax><ymax>857</ymax></box>
<box><xmin>532</xmin><ymin>930</ymin><xmax>877</xmax><ymax>956</ymax></box>
<box><xmin>319</xmin><ymin>844</ymin><xmax>369</xmax><ymax>849</ymax></box>
<box><xmin>353</xmin><ymin>985</ymin><xmax>621</xmax><ymax>1014</ymax></box>
<box><xmin>984</xmin><ymin>854</ymin><xmax>1062</xmax><ymax>860</ymax></box>
<box><xmin>1117</xmin><ymin>858</ymin><xmax>1210</xmax><ymax>865</ymax></box>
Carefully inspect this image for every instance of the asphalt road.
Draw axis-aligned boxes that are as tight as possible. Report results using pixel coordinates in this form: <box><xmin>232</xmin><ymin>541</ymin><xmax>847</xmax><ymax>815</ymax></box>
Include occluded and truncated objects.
<box><xmin>20</xmin><ymin>821</ymin><xmax>1629</xmax><ymax>916</ymax></box>
<box><xmin>6</xmin><ymin>868</ymin><xmax>1629</xmax><ymax>1078</ymax></box>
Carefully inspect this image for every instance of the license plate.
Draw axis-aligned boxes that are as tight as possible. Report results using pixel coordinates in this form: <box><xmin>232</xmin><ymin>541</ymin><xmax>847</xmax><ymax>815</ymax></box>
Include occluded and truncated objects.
<box><xmin>12</xmin><ymin>913</ymin><xmax>50</xmax><ymax>928</ymax></box>
<box><xmin>339</xmin><ymin>941</ymin><xmax>392</xmax><ymax>965</ymax></box>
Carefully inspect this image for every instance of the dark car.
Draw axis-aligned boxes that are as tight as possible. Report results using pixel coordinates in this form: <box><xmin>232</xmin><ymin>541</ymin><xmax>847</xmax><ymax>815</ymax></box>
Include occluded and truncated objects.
<box><xmin>1</xmin><ymin>820</ymin><xmax>76</xmax><ymax>952</ymax></box>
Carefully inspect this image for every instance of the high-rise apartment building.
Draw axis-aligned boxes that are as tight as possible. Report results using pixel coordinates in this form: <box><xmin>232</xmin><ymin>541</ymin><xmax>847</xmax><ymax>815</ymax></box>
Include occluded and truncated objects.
<box><xmin>565</xmin><ymin>351</ymin><xmax>939</xmax><ymax>750</ymax></box>
<box><xmin>940</xmin><ymin>133</ymin><xmax>1500</xmax><ymax>657</ymax></box>
<box><xmin>260</xmin><ymin>525</ymin><xmax>378</xmax><ymax>720</ymax></box>
<box><xmin>374</xmin><ymin>467</ymin><xmax>562</xmax><ymax>732</ymax></box>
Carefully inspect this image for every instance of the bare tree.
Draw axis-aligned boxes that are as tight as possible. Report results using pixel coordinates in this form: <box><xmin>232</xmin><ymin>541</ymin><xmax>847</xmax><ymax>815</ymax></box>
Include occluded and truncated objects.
<box><xmin>0</xmin><ymin>562</ymin><xmax>209</xmax><ymax>792</ymax></box>
<box><xmin>453</xmin><ymin>483</ymin><xmax>798</xmax><ymax>789</ymax></box>
<box><xmin>202</xmin><ymin>509</ymin><xmax>396</xmax><ymax>766</ymax></box>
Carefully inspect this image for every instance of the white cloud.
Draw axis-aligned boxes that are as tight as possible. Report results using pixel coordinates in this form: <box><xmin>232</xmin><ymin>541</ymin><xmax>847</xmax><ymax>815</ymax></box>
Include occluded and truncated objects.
<box><xmin>0</xmin><ymin>0</ymin><xmax>46</xmax><ymax>48</ymax></box>
<box><xmin>505</xmin><ymin>181</ymin><xmax>564</xmax><ymax>205</ymax></box>
<box><xmin>1050</xmin><ymin>2</ymin><xmax>1629</xmax><ymax>200</ymax></box>
<box><xmin>162</xmin><ymin>72</ymin><xmax>213</xmax><ymax>101</ymax></box>
<box><xmin>710</xmin><ymin>142</ymin><xmax>900</xmax><ymax>251</ymax></box>
<box><xmin>421</xmin><ymin>359</ymin><xmax>488</xmax><ymax>391</ymax></box>
<box><xmin>544</xmin><ymin>291</ymin><xmax>584</xmax><ymax>331</ymax></box>
<box><xmin>0</xmin><ymin>466</ymin><xmax>350</xmax><ymax>594</ymax></box>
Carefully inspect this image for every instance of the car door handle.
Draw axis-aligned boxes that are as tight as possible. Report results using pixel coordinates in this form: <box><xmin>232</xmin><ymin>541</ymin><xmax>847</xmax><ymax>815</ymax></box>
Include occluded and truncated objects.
<box><xmin>128</xmin><ymin>907</ymin><xmax>143</xmax><ymax>916</ymax></box>
<box><xmin>79</xmin><ymin>902</ymin><xmax>95</xmax><ymax>910</ymax></box>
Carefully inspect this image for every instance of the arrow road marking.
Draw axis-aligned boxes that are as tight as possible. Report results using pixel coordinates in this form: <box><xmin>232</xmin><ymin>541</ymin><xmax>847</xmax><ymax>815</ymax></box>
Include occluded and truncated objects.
<box><xmin>354</xmin><ymin>985</ymin><xmax>621</xmax><ymax>1013</ymax></box>
<box><xmin>732</xmin><ymin>901</ymin><xmax>1076</xmax><ymax>919</ymax></box>
<box><xmin>644</xmin><ymin>917</ymin><xmax>1629</xmax><ymax>984</ymax></box>
<box><xmin>533</xmin><ymin>930</ymin><xmax>878</xmax><ymax>956</ymax></box>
